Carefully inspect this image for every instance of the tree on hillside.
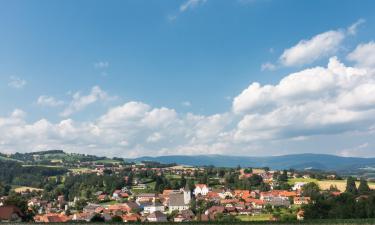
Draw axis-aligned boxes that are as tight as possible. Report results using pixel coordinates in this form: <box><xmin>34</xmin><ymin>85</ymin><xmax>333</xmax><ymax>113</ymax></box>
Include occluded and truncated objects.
<box><xmin>301</xmin><ymin>182</ymin><xmax>320</xmax><ymax>200</ymax></box>
<box><xmin>248</xmin><ymin>174</ymin><xmax>263</xmax><ymax>187</ymax></box>
<box><xmin>278</xmin><ymin>170</ymin><xmax>288</xmax><ymax>182</ymax></box>
<box><xmin>358</xmin><ymin>178</ymin><xmax>371</xmax><ymax>195</ymax></box>
<box><xmin>345</xmin><ymin>176</ymin><xmax>358</xmax><ymax>195</ymax></box>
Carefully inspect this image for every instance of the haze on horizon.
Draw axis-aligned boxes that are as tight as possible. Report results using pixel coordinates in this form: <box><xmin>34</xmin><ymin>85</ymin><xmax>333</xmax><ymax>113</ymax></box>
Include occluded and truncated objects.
<box><xmin>1</xmin><ymin>0</ymin><xmax>375</xmax><ymax>158</ymax></box>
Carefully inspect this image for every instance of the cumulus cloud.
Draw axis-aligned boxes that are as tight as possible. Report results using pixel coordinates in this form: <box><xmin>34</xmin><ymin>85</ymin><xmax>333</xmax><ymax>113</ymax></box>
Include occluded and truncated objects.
<box><xmin>60</xmin><ymin>86</ymin><xmax>114</xmax><ymax>117</ymax></box>
<box><xmin>37</xmin><ymin>96</ymin><xmax>65</xmax><ymax>107</ymax></box>
<box><xmin>279</xmin><ymin>30</ymin><xmax>345</xmax><ymax>67</ymax></box>
<box><xmin>347</xmin><ymin>41</ymin><xmax>375</xmax><ymax>68</ymax></box>
<box><xmin>233</xmin><ymin>57</ymin><xmax>375</xmax><ymax>142</ymax></box>
<box><xmin>267</xmin><ymin>20</ymin><xmax>365</xmax><ymax>69</ymax></box>
<box><xmin>8</xmin><ymin>76</ymin><xmax>27</xmax><ymax>89</ymax></box>
<box><xmin>1</xmin><ymin>44</ymin><xmax>375</xmax><ymax>157</ymax></box>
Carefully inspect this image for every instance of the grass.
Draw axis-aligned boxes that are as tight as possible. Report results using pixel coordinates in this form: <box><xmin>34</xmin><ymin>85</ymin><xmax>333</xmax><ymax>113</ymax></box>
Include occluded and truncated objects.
<box><xmin>69</xmin><ymin>167</ymin><xmax>91</xmax><ymax>173</ymax></box>
<box><xmin>22</xmin><ymin>164</ymin><xmax>63</xmax><ymax>168</ymax></box>
<box><xmin>0</xmin><ymin>155</ymin><xmax>22</xmax><ymax>162</ymax></box>
<box><xmin>7</xmin><ymin>219</ymin><xmax>375</xmax><ymax>224</ymax></box>
<box><xmin>288</xmin><ymin>178</ymin><xmax>318</xmax><ymax>185</ymax></box>
<box><xmin>166</xmin><ymin>174</ymin><xmax>182</xmax><ymax>179</ymax></box>
<box><xmin>99</xmin><ymin>200</ymin><xmax>118</xmax><ymax>206</ymax></box>
<box><xmin>94</xmin><ymin>159</ymin><xmax>122</xmax><ymax>164</ymax></box>
<box><xmin>12</xmin><ymin>185</ymin><xmax>43</xmax><ymax>193</ymax></box>
<box><xmin>236</xmin><ymin>214</ymin><xmax>272</xmax><ymax>221</ymax></box>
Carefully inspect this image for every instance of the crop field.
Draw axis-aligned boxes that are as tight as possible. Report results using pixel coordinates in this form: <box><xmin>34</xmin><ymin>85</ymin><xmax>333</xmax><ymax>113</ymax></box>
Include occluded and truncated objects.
<box><xmin>12</xmin><ymin>186</ymin><xmax>43</xmax><ymax>193</ymax></box>
<box><xmin>288</xmin><ymin>178</ymin><xmax>375</xmax><ymax>192</ymax></box>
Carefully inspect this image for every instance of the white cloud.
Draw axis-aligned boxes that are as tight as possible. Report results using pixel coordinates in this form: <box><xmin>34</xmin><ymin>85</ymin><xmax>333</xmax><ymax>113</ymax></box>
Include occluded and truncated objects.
<box><xmin>279</xmin><ymin>30</ymin><xmax>345</xmax><ymax>67</ymax></box>
<box><xmin>347</xmin><ymin>19</ymin><xmax>365</xmax><ymax>36</ymax></box>
<box><xmin>276</xmin><ymin>20</ymin><xmax>365</xmax><ymax>68</ymax></box>
<box><xmin>181</xmin><ymin>101</ymin><xmax>192</xmax><ymax>107</ymax></box>
<box><xmin>261</xmin><ymin>62</ymin><xmax>276</xmax><ymax>71</ymax></box>
<box><xmin>8</xmin><ymin>76</ymin><xmax>27</xmax><ymax>89</ymax></box>
<box><xmin>180</xmin><ymin>0</ymin><xmax>207</xmax><ymax>12</ymax></box>
<box><xmin>60</xmin><ymin>86</ymin><xmax>115</xmax><ymax>117</ymax></box>
<box><xmin>339</xmin><ymin>142</ymin><xmax>370</xmax><ymax>157</ymax></box>
<box><xmin>1</xmin><ymin>45</ymin><xmax>375</xmax><ymax>157</ymax></box>
<box><xmin>94</xmin><ymin>61</ymin><xmax>109</xmax><ymax>69</ymax></box>
<box><xmin>347</xmin><ymin>41</ymin><xmax>375</xmax><ymax>68</ymax></box>
<box><xmin>233</xmin><ymin>56</ymin><xmax>375</xmax><ymax>142</ymax></box>
<box><xmin>37</xmin><ymin>96</ymin><xmax>65</xmax><ymax>107</ymax></box>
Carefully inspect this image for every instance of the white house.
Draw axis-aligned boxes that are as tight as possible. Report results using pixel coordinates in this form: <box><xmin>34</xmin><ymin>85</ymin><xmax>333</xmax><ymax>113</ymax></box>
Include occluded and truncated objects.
<box><xmin>193</xmin><ymin>184</ymin><xmax>209</xmax><ymax>197</ymax></box>
<box><xmin>168</xmin><ymin>187</ymin><xmax>191</xmax><ymax>213</ymax></box>
<box><xmin>143</xmin><ymin>202</ymin><xmax>165</xmax><ymax>214</ymax></box>
<box><xmin>292</xmin><ymin>182</ymin><xmax>307</xmax><ymax>191</ymax></box>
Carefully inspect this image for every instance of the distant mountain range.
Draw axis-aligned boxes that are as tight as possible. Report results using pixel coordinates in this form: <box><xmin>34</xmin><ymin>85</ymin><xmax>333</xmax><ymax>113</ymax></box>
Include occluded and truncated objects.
<box><xmin>2</xmin><ymin>150</ymin><xmax>375</xmax><ymax>173</ymax></box>
<box><xmin>131</xmin><ymin>154</ymin><xmax>375</xmax><ymax>172</ymax></box>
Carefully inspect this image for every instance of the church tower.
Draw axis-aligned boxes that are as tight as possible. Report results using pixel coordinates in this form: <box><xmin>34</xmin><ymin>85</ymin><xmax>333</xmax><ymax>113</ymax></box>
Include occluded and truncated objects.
<box><xmin>183</xmin><ymin>183</ymin><xmax>191</xmax><ymax>205</ymax></box>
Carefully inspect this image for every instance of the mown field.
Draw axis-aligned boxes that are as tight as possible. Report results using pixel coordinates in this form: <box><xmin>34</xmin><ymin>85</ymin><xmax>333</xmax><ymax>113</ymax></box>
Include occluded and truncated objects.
<box><xmin>288</xmin><ymin>178</ymin><xmax>375</xmax><ymax>192</ymax></box>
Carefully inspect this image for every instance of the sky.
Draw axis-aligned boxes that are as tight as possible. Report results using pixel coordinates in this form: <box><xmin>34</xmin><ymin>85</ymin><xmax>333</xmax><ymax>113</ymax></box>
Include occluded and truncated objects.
<box><xmin>1</xmin><ymin>0</ymin><xmax>375</xmax><ymax>158</ymax></box>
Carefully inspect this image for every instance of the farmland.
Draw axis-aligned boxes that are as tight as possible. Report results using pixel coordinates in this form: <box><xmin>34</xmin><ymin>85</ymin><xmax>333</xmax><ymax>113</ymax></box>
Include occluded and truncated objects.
<box><xmin>288</xmin><ymin>178</ymin><xmax>375</xmax><ymax>192</ymax></box>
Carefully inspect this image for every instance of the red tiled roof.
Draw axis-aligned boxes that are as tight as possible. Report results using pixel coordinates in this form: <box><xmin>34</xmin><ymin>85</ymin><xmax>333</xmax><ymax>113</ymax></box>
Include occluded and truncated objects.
<box><xmin>0</xmin><ymin>206</ymin><xmax>24</xmax><ymax>221</ymax></box>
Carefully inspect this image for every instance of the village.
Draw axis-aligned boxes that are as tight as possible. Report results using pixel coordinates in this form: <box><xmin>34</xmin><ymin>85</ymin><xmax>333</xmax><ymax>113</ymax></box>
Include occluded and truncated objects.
<box><xmin>0</xmin><ymin>159</ymin><xmax>345</xmax><ymax>223</ymax></box>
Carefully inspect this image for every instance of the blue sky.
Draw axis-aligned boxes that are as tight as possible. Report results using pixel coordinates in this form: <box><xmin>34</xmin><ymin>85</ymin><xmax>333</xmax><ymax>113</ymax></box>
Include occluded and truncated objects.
<box><xmin>1</xmin><ymin>0</ymin><xmax>375</xmax><ymax>157</ymax></box>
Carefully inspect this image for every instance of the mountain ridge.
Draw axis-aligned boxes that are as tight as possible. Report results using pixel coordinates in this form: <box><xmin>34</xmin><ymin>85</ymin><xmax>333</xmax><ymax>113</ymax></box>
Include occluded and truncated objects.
<box><xmin>130</xmin><ymin>153</ymin><xmax>375</xmax><ymax>172</ymax></box>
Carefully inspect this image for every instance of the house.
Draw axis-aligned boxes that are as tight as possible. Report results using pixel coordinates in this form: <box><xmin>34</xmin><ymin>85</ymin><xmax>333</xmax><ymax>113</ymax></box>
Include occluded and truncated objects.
<box><xmin>136</xmin><ymin>193</ymin><xmax>157</xmax><ymax>203</ymax></box>
<box><xmin>147</xmin><ymin>211</ymin><xmax>167</xmax><ymax>222</ymax></box>
<box><xmin>294</xmin><ymin>197</ymin><xmax>311</xmax><ymax>205</ymax></box>
<box><xmin>143</xmin><ymin>202</ymin><xmax>165</xmax><ymax>214</ymax></box>
<box><xmin>168</xmin><ymin>193</ymin><xmax>190</xmax><ymax>212</ymax></box>
<box><xmin>34</xmin><ymin>213</ymin><xmax>70</xmax><ymax>223</ymax></box>
<box><xmin>297</xmin><ymin>210</ymin><xmax>304</xmax><ymax>220</ymax></box>
<box><xmin>72</xmin><ymin>212</ymin><xmax>95</xmax><ymax>222</ymax></box>
<box><xmin>122</xmin><ymin>202</ymin><xmax>140</xmax><ymax>213</ymax></box>
<box><xmin>244</xmin><ymin>198</ymin><xmax>265</xmax><ymax>209</ymax></box>
<box><xmin>193</xmin><ymin>184</ymin><xmax>209</xmax><ymax>196</ymax></box>
<box><xmin>173</xmin><ymin>209</ymin><xmax>194</xmax><ymax>222</ymax></box>
<box><xmin>234</xmin><ymin>190</ymin><xmax>250</xmax><ymax>199</ymax></box>
<box><xmin>292</xmin><ymin>182</ymin><xmax>307</xmax><ymax>191</ymax></box>
<box><xmin>97</xmin><ymin>194</ymin><xmax>109</xmax><ymax>201</ymax></box>
<box><xmin>205</xmin><ymin>205</ymin><xmax>225</xmax><ymax>220</ymax></box>
<box><xmin>268</xmin><ymin>197</ymin><xmax>291</xmax><ymax>208</ymax></box>
<box><xmin>121</xmin><ymin>213</ymin><xmax>140</xmax><ymax>222</ymax></box>
<box><xmin>83</xmin><ymin>203</ymin><xmax>101</xmax><ymax>213</ymax></box>
<box><xmin>0</xmin><ymin>206</ymin><xmax>24</xmax><ymax>222</ymax></box>
<box><xmin>218</xmin><ymin>189</ymin><xmax>233</xmax><ymax>199</ymax></box>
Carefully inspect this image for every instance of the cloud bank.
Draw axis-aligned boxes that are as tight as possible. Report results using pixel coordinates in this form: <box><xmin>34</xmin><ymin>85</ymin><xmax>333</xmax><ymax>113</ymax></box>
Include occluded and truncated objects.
<box><xmin>1</xmin><ymin>41</ymin><xmax>375</xmax><ymax>157</ymax></box>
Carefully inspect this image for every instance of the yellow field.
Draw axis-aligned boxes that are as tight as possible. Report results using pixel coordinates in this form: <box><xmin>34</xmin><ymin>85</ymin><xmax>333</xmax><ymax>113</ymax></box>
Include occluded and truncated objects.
<box><xmin>289</xmin><ymin>178</ymin><xmax>375</xmax><ymax>192</ymax></box>
<box><xmin>317</xmin><ymin>180</ymin><xmax>375</xmax><ymax>192</ymax></box>
<box><xmin>14</xmin><ymin>186</ymin><xmax>43</xmax><ymax>193</ymax></box>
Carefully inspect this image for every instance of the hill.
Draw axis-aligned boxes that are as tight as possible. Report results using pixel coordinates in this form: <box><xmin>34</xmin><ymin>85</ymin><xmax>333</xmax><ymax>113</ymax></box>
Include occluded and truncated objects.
<box><xmin>131</xmin><ymin>153</ymin><xmax>375</xmax><ymax>172</ymax></box>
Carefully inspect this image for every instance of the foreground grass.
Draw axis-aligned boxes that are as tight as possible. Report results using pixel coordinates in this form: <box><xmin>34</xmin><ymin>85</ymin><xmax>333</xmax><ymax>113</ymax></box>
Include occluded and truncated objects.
<box><xmin>236</xmin><ymin>214</ymin><xmax>272</xmax><ymax>221</ymax></box>
<box><xmin>4</xmin><ymin>219</ymin><xmax>375</xmax><ymax>224</ymax></box>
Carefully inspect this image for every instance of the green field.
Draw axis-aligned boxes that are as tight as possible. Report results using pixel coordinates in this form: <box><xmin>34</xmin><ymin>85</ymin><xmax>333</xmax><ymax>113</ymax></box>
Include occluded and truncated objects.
<box><xmin>236</xmin><ymin>214</ymin><xmax>272</xmax><ymax>221</ymax></box>
<box><xmin>94</xmin><ymin>159</ymin><xmax>122</xmax><ymax>164</ymax></box>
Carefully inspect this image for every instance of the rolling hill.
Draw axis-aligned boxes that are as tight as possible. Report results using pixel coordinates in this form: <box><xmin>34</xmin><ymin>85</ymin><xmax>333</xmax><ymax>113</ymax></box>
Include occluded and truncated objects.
<box><xmin>131</xmin><ymin>153</ymin><xmax>375</xmax><ymax>172</ymax></box>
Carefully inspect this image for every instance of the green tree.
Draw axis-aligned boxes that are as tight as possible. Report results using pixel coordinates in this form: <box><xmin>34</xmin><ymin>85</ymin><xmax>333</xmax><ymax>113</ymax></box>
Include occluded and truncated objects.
<box><xmin>358</xmin><ymin>178</ymin><xmax>370</xmax><ymax>195</ymax></box>
<box><xmin>345</xmin><ymin>176</ymin><xmax>358</xmax><ymax>195</ymax></box>
<box><xmin>302</xmin><ymin>182</ymin><xmax>320</xmax><ymax>200</ymax></box>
